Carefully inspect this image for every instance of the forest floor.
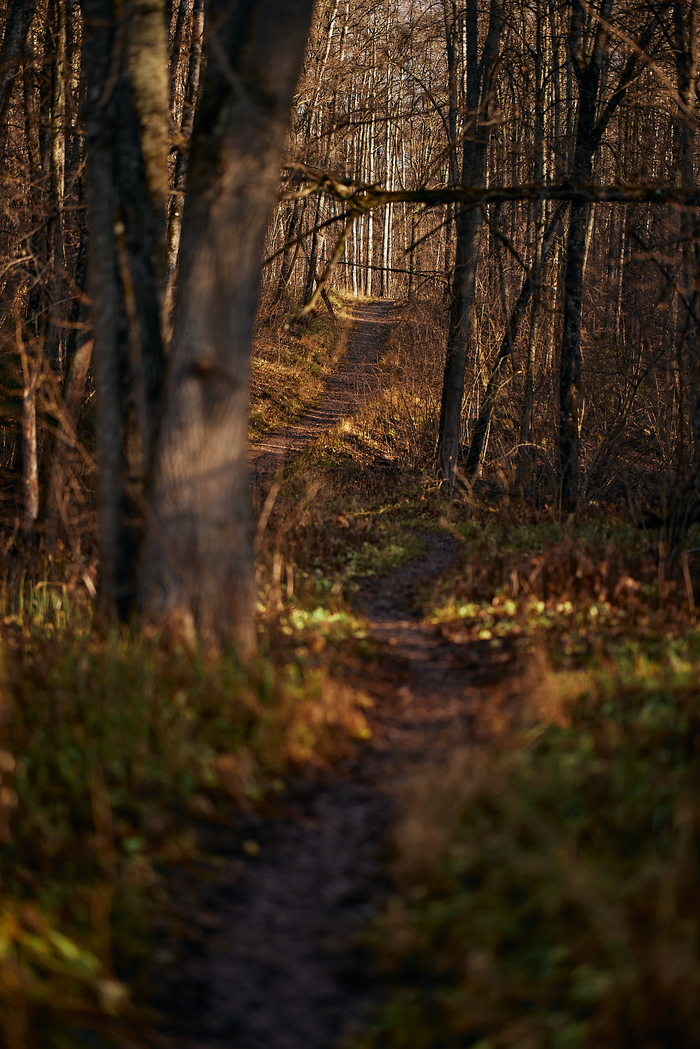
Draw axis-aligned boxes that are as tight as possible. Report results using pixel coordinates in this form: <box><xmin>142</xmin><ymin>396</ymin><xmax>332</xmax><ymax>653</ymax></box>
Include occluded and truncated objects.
<box><xmin>7</xmin><ymin>299</ymin><xmax>700</xmax><ymax>1049</ymax></box>
<box><xmin>159</xmin><ymin>300</ymin><xmax>519</xmax><ymax>1048</ymax></box>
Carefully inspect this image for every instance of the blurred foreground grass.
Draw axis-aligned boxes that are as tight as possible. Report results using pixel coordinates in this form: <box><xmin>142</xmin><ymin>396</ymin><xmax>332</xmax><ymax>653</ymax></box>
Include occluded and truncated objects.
<box><xmin>356</xmin><ymin>508</ymin><xmax>700</xmax><ymax>1049</ymax></box>
<box><xmin>5</xmin><ymin>290</ymin><xmax>700</xmax><ymax>1048</ymax></box>
<box><xmin>0</xmin><ymin>289</ymin><xmax>422</xmax><ymax>1048</ymax></box>
<box><xmin>0</xmin><ymin>566</ymin><xmax>372</xmax><ymax>1047</ymax></box>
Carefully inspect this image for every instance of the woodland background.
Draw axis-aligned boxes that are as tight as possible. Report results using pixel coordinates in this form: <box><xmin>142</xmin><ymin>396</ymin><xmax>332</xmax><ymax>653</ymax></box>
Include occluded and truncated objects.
<box><xmin>2</xmin><ymin>0</ymin><xmax>700</xmax><ymax>544</ymax></box>
<box><xmin>0</xmin><ymin>0</ymin><xmax>700</xmax><ymax>1046</ymax></box>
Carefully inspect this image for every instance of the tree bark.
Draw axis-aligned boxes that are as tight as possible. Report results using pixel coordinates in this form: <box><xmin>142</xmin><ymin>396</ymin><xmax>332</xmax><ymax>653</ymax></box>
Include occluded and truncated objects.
<box><xmin>303</xmin><ymin>193</ymin><xmax>323</xmax><ymax>306</ymax></box>
<box><xmin>673</xmin><ymin>0</ymin><xmax>700</xmax><ymax>464</ymax></box>
<box><xmin>139</xmin><ymin>0</ymin><xmax>315</xmax><ymax>654</ymax></box>
<box><xmin>82</xmin><ymin>2</ymin><xmax>136</xmax><ymax>617</ymax></box>
<box><xmin>558</xmin><ymin>0</ymin><xmax>660</xmax><ymax>511</ymax></box>
<box><xmin>0</xmin><ymin>0</ymin><xmax>38</xmax><ymax>164</ymax></box>
<box><xmin>437</xmin><ymin>0</ymin><xmax>503</xmax><ymax>490</ymax></box>
<box><xmin>517</xmin><ymin>1</ymin><xmax>547</xmax><ymax>493</ymax></box>
<box><xmin>275</xmin><ymin>196</ymin><xmax>304</xmax><ymax>301</ymax></box>
<box><xmin>165</xmin><ymin>0</ymin><xmax>205</xmax><ymax>319</ymax></box>
<box><xmin>464</xmin><ymin>203</ymin><xmax>567</xmax><ymax>478</ymax></box>
<box><xmin>81</xmin><ymin>0</ymin><xmax>169</xmax><ymax>619</ymax></box>
<box><xmin>20</xmin><ymin>344</ymin><xmax>40</xmax><ymax>539</ymax></box>
<box><xmin>45</xmin><ymin>336</ymin><xmax>93</xmax><ymax>553</ymax></box>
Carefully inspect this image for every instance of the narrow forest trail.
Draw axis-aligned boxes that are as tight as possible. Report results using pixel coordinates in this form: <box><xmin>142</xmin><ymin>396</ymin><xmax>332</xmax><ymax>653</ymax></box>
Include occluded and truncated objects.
<box><xmin>161</xmin><ymin>303</ymin><xmax>518</xmax><ymax>1049</ymax></box>
<box><xmin>248</xmin><ymin>299</ymin><xmax>395</xmax><ymax>485</ymax></box>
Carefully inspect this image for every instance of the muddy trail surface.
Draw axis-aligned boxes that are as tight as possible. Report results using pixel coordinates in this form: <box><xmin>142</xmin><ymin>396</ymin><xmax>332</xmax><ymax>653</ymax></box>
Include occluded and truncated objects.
<box><xmin>159</xmin><ymin>306</ymin><xmax>518</xmax><ymax>1049</ymax></box>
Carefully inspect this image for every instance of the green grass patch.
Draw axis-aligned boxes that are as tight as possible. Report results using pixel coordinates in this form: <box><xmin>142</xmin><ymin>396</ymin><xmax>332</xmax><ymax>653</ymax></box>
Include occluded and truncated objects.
<box><xmin>356</xmin><ymin>508</ymin><xmax>700</xmax><ymax>1049</ymax></box>
<box><xmin>0</xmin><ymin>577</ymin><xmax>370</xmax><ymax>1046</ymax></box>
<box><xmin>358</xmin><ymin>663</ymin><xmax>700</xmax><ymax>1049</ymax></box>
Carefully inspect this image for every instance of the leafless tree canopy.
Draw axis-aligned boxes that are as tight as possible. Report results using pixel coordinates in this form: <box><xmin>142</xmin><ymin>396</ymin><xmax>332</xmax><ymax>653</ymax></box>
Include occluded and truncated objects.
<box><xmin>1</xmin><ymin>0</ymin><xmax>700</xmax><ymax>638</ymax></box>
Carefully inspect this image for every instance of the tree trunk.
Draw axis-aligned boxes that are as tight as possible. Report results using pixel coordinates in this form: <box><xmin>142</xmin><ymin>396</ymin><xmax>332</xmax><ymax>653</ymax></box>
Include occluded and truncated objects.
<box><xmin>49</xmin><ymin>0</ymin><xmax>66</xmax><ymax>276</ymax></box>
<box><xmin>165</xmin><ymin>0</ymin><xmax>205</xmax><ymax>319</ymax></box>
<box><xmin>559</xmin><ymin>198</ymin><xmax>588</xmax><ymax>509</ymax></box>
<box><xmin>517</xmin><ymin>0</ymin><xmax>547</xmax><ymax>494</ymax></box>
<box><xmin>557</xmin><ymin>0</ymin><xmax>655</xmax><ymax>511</ymax></box>
<box><xmin>437</xmin><ymin>0</ymin><xmax>503</xmax><ymax>489</ymax></box>
<box><xmin>440</xmin><ymin>205</ymin><xmax>483</xmax><ymax>481</ymax></box>
<box><xmin>20</xmin><ymin>343</ymin><xmax>40</xmax><ymax>539</ymax></box>
<box><xmin>303</xmin><ymin>193</ymin><xmax>322</xmax><ymax>306</ymax></box>
<box><xmin>0</xmin><ymin>0</ymin><xmax>38</xmax><ymax>164</ymax></box>
<box><xmin>81</xmin><ymin>0</ymin><xmax>169</xmax><ymax>619</ymax></box>
<box><xmin>464</xmin><ymin>203</ymin><xmax>566</xmax><ymax>477</ymax></box>
<box><xmin>45</xmin><ymin>335</ymin><xmax>92</xmax><ymax>553</ymax></box>
<box><xmin>139</xmin><ymin>0</ymin><xmax>315</xmax><ymax>654</ymax></box>
<box><xmin>673</xmin><ymin>0</ymin><xmax>700</xmax><ymax>464</ymax></box>
<box><xmin>275</xmin><ymin>196</ymin><xmax>304</xmax><ymax>301</ymax></box>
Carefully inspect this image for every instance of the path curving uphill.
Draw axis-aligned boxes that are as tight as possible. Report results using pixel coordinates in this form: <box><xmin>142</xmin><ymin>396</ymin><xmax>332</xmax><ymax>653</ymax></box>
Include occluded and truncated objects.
<box><xmin>248</xmin><ymin>300</ymin><xmax>395</xmax><ymax>485</ymax></box>
<box><xmin>161</xmin><ymin>304</ymin><xmax>520</xmax><ymax>1049</ymax></box>
<box><xmin>162</xmin><ymin>533</ymin><xmax>474</xmax><ymax>1049</ymax></box>
<box><xmin>162</xmin><ymin>536</ymin><xmax>523</xmax><ymax>1049</ymax></box>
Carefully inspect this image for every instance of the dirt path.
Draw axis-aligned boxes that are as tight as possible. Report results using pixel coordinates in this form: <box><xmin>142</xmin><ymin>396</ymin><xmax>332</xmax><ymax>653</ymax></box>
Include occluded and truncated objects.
<box><xmin>160</xmin><ymin>306</ymin><xmax>517</xmax><ymax>1048</ymax></box>
<box><xmin>161</xmin><ymin>537</ymin><xmax>523</xmax><ymax>1049</ymax></box>
<box><xmin>248</xmin><ymin>299</ymin><xmax>395</xmax><ymax>485</ymax></box>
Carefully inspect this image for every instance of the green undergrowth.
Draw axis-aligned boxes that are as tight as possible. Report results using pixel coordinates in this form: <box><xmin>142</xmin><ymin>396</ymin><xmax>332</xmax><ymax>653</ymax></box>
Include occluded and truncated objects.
<box><xmin>0</xmin><ymin>573</ymin><xmax>371</xmax><ymax>1047</ymax></box>
<box><xmin>255</xmin><ymin>471</ymin><xmax>437</xmax><ymax>611</ymax></box>
<box><xmin>356</xmin><ymin>506</ymin><xmax>700</xmax><ymax>1049</ymax></box>
<box><xmin>0</xmin><ymin>293</ymin><xmax>429</xmax><ymax>1047</ymax></box>
<box><xmin>430</xmin><ymin>508</ymin><xmax>700</xmax><ymax>673</ymax></box>
<box><xmin>248</xmin><ymin>289</ymin><xmax>348</xmax><ymax>441</ymax></box>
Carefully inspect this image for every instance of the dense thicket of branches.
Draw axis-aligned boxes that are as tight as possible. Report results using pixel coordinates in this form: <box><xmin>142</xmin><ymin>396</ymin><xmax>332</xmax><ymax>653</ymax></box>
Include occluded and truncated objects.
<box><xmin>0</xmin><ymin>0</ymin><xmax>699</xmax><ymax>619</ymax></box>
<box><xmin>268</xmin><ymin>0</ymin><xmax>700</xmax><ymax>528</ymax></box>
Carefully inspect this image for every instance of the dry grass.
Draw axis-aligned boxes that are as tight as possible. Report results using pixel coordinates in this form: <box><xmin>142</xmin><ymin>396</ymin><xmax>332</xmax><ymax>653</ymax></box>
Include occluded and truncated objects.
<box><xmin>249</xmin><ymin>290</ymin><xmax>350</xmax><ymax>441</ymax></box>
<box><xmin>354</xmin><ymin>507</ymin><xmax>700</xmax><ymax>1049</ymax></box>
<box><xmin>356</xmin><ymin>298</ymin><xmax>444</xmax><ymax>471</ymax></box>
<box><xmin>274</xmin><ymin>297</ymin><xmax>446</xmax><ymax>498</ymax></box>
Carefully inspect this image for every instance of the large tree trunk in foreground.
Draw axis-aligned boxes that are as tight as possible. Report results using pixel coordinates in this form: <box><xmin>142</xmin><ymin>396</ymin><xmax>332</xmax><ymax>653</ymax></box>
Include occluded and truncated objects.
<box><xmin>139</xmin><ymin>0</ymin><xmax>315</xmax><ymax>654</ymax></box>
<box><xmin>81</xmin><ymin>0</ymin><xmax>169</xmax><ymax>619</ymax></box>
